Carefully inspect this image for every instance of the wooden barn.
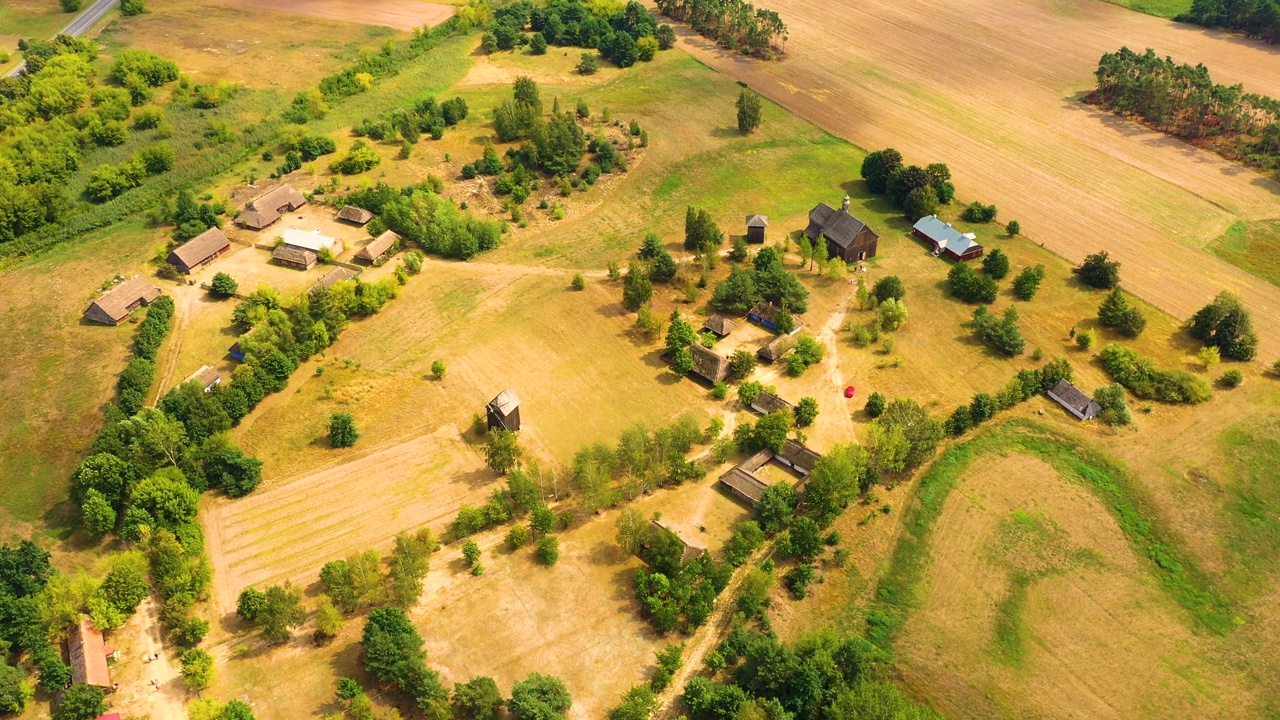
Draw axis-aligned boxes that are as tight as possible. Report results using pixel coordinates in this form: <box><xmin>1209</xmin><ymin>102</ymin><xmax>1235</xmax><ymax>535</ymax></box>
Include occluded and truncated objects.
<box><xmin>272</xmin><ymin>244</ymin><xmax>318</xmax><ymax>270</ymax></box>
<box><xmin>750</xmin><ymin>390</ymin><xmax>793</xmax><ymax>416</ymax></box>
<box><xmin>68</xmin><ymin>617</ymin><xmax>113</xmax><ymax>690</ymax></box>
<box><xmin>804</xmin><ymin>196</ymin><xmax>878</xmax><ymax>262</ymax></box>
<box><xmin>315</xmin><ymin>266</ymin><xmax>357</xmax><ymax>289</ymax></box>
<box><xmin>337</xmin><ymin>205</ymin><xmax>374</xmax><ymax>226</ymax></box>
<box><xmin>237</xmin><ymin>184</ymin><xmax>306</xmax><ymax>230</ymax></box>
<box><xmin>745</xmin><ymin>214</ymin><xmax>768</xmax><ymax>243</ymax></box>
<box><xmin>702</xmin><ymin>315</ymin><xmax>736</xmax><ymax>338</ymax></box>
<box><xmin>166</xmin><ymin>227</ymin><xmax>231</xmax><ymax>274</ymax></box>
<box><xmin>777</xmin><ymin>439</ymin><xmax>821</xmax><ymax>476</ymax></box>
<box><xmin>718</xmin><ymin>465</ymin><xmax>771</xmax><ymax>506</ymax></box>
<box><xmin>717</xmin><ymin>442</ymin><xmax>822</xmax><ymax>506</ymax></box>
<box><xmin>487</xmin><ymin>388</ymin><xmax>521</xmax><ymax>431</ymax></box>
<box><xmin>356</xmin><ymin>230</ymin><xmax>400</xmax><ymax>265</ymax></box>
<box><xmin>757</xmin><ymin>333</ymin><xmax>798</xmax><ymax>364</ymax></box>
<box><xmin>1047</xmin><ymin>380</ymin><xmax>1102</xmax><ymax>420</ymax></box>
<box><xmin>83</xmin><ymin>277</ymin><xmax>162</xmax><ymax>325</ymax></box>
<box><xmin>688</xmin><ymin>344</ymin><xmax>729</xmax><ymax>384</ymax></box>
<box><xmin>912</xmin><ymin>215</ymin><xmax>984</xmax><ymax>261</ymax></box>
<box><xmin>182</xmin><ymin>365</ymin><xmax>221</xmax><ymax>392</ymax></box>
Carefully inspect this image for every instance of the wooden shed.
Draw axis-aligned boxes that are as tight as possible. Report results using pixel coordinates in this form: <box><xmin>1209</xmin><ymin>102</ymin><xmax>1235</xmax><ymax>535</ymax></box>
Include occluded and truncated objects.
<box><xmin>912</xmin><ymin>215</ymin><xmax>984</xmax><ymax>262</ymax></box>
<box><xmin>237</xmin><ymin>184</ymin><xmax>306</xmax><ymax>230</ymax></box>
<box><xmin>757</xmin><ymin>333</ymin><xmax>798</xmax><ymax>364</ymax></box>
<box><xmin>750</xmin><ymin>390</ymin><xmax>793</xmax><ymax>416</ymax></box>
<box><xmin>777</xmin><ymin>439</ymin><xmax>821</xmax><ymax>476</ymax></box>
<box><xmin>337</xmin><ymin>205</ymin><xmax>374</xmax><ymax>226</ymax></box>
<box><xmin>181</xmin><ymin>365</ymin><xmax>221</xmax><ymax>392</ymax></box>
<box><xmin>487</xmin><ymin>388</ymin><xmax>521</xmax><ymax>431</ymax></box>
<box><xmin>355</xmin><ymin>230</ymin><xmax>400</xmax><ymax>265</ymax></box>
<box><xmin>272</xmin><ymin>244</ymin><xmax>318</xmax><ymax>270</ymax></box>
<box><xmin>702</xmin><ymin>315</ymin><xmax>736</xmax><ymax>338</ymax></box>
<box><xmin>1046</xmin><ymin>380</ymin><xmax>1102</xmax><ymax>420</ymax></box>
<box><xmin>745</xmin><ymin>214</ymin><xmax>768</xmax><ymax>244</ymax></box>
<box><xmin>804</xmin><ymin>196</ymin><xmax>878</xmax><ymax>263</ymax></box>
<box><xmin>83</xmin><ymin>277</ymin><xmax>162</xmax><ymax>325</ymax></box>
<box><xmin>68</xmin><ymin>617</ymin><xmax>112</xmax><ymax>690</ymax></box>
<box><xmin>166</xmin><ymin>227</ymin><xmax>231</xmax><ymax>274</ymax></box>
<box><xmin>315</xmin><ymin>266</ymin><xmax>357</xmax><ymax>289</ymax></box>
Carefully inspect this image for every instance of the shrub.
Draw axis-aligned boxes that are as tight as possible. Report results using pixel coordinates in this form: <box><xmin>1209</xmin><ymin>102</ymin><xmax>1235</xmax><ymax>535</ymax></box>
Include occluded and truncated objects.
<box><xmin>871</xmin><ymin>276</ymin><xmax>905</xmax><ymax>303</ymax></box>
<box><xmin>571</xmin><ymin>273</ymin><xmax>585</xmax><ymax>290</ymax></box>
<box><xmin>711</xmin><ymin>382</ymin><xmax>728</xmax><ymax>400</ymax></box>
<box><xmin>1011</xmin><ymin>264</ymin><xmax>1046</xmax><ymax>300</ymax></box>
<box><xmin>329</xmin><ymin>413</ymin><xmax>359</xmax><ymax>448</ymax></box>
<box><xmin>1076</xmin><ymin>329</ymin><xmax>1095</xmax><ymax>350</ymax></box>
<box><xmin>210</xmin><ymin>272</ymin><xmax>238</xmax><ymax>298</ymax></box>
<box><xmin>1094</xmin><ymin>385</ymin><xmax>1131</xmax><ymax>425</ymax></box>
<box><xmin>1099</xmin><ymin>343</ymin><xmax>1211</xmax><ymax>404</ymax></box>
<box><xmin>577</xmin><ymin>52</ymin><xmax>600</xmax><ymax>75</ymax></box>
<box><xmin>961</xmin><ymin>201</ymin><xmax>998</xmax><ymax>223</ymax></box>
<box><xmin>966</xmin><ymin>306</ymin><xmax>1025</xmax><ymax>356</ymax></box>
<box><xmin>794</xmin><ymin>397</ymin><xmax>819</xmax><ymax>427</ymax></box>
<box><xmin>535</xmin><ymin>536</ymin><xmax>560</xmax><ymax>566</ymax></box>
<box><xmin>507</xmin><ymin>525</ymin><xmax>529</xmax><ymax>550</ymax></box>
<box><xmin>180</xmin><ymin>649</ymin><xmax>215</xmax><ymax>690</ymax></box>
<box><xmin>120</xmin><ymin>0</ymin><xmax>146</xmax><ymax>15</ymax></box>
<box><xmin>864</xmin><ymin>392</ymin><xmax>885</xmax><ymax>418</ymax></box>
<box><xmin>1220</xmin><ymin>369</ymin><xmax>1244</xmax><ymax>388</ymax></box>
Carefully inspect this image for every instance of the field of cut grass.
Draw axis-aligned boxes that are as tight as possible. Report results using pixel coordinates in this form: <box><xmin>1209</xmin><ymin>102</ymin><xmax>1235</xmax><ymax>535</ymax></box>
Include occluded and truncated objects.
<box><xmin>1100</xmin><ymin>0</ymin><xmax>1192</xmax><ymax>19</ymax></box>
<box><xmin>1209</xmin><ymin>219</ymin><xmax>1280</xmax><ymax>291</ymax></box>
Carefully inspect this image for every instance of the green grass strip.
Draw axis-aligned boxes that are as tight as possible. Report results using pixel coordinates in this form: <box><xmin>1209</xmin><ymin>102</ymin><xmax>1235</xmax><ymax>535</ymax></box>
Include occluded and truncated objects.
<box><xmin>867</xmin><ymin>419</ymin><xmax>1238</xmax><ymax>653</ymax></box>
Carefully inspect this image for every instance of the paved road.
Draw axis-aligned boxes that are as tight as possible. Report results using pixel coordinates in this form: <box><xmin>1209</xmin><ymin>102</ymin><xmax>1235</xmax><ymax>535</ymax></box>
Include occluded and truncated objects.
<box><xmin>4</xmin><ymin>0</ymin><xmax>118</xmax><ymax>78</ymax></box>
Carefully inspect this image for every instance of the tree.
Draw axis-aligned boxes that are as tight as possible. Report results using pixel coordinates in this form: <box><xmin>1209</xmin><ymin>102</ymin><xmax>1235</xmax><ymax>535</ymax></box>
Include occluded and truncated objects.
<box><xmin>485</xmin><ymin>429</ymin><xmax>522</xmax><ymax>474</ymax></box>
<box><xmin>902</xmin><ymin>185</ymin><xmax>939</xmax><ymax>221</ymax></box>
<box><xmin>710</xmin><ymin>266</ymin><xmax>759</xmax><ymax>314</ymax></box>
<box><xmin>1199</xmin><ymin>345</ymin><xmax>1221</xmax><ymax>369</ymax></box>
<box><xmin>329</xmin><ymin>413</ymin><xmax>359</xmax><ymax>448</ymax></box>
<box><xmin>615</xmin><ymin>507</ymin><xmax>649</xmax><ymax>556</ymax></box>
<box><xmin>1077</xmin><ymin>251</ymin><xmax>1121</xmax><ymax>289</ymax></box>
<box><xmin>786</xmin><ymin>516</ymin><xmax>823</xmax><ymax>561</ymax></box>
<box><xmin>752</xmin><ymin>411</ymin><xmax>792</xmax><ymax>453</ymax></box>
<box><xmin>727</xmin><ymin>349</ymin><xmax>757</xmax><ymax>383</ymax></box>
<box><xmin>210</xmin><ymin>272</ymin><xmax>239</xmax><ymax>298</ymax></box>
<box><xmin>795</xmin><ymin>397</ymin><xmax>819</xmax><ymax>427</ymax></box>
<box><xmin>802</xmin><ymin>444</ymin><xmax>867</xmax><ymax>524</ymax></box>
<box><xmin>361</xmin><ymin>608</ymin><xmax>437</xmax><ymax>698</ymax></box>
<box><xmin>181</xmin><ymin>648</ymin><xmax>216</xmax><ymax>690</ymax></box>
<box><xmin>722</xmin><ymin>521</ymin><xmax>764</xmax><ymax>566</ymax></box>
<box><xmin>1011</xmin><ymin>264</ymin><xmax>1046</xmax><ymax>300</ymax></box>
<box><xmin>866</xmin><ymin>421</ymin><xmax>909</xmax><ymax>474</ymax></box>
<box><xmin>120</xmin><ymin>0</ymin><xmax>146</xmax><ymax>15</ymax></box>
<box><xmin>530</xmin><ymin>32</ymin><xmax>548</xmax><ymax>54</ymax></box>
<box><xmin>948</xmin><ymin>262</ymin><xmax>998</xmax><ymax>303</ymax></box>
<box><xmin>656</xmin><ymin>24</ymin><xmax>677</xmax><ymax>49</ymax></box>
<box><xmin>871</xmin><ymin>276</ymin><xmax>905</xmax><ymax>303</ymax></box>
<box><xmin>1188</xmin><ymin>291</ymin><xmax>1258</xmax><ymax>360</ymax></box>
<box><xmin>535</xmin><ymin>536</ymin><xmax>560</xmax><ymax>566</ymax></box>
<box><xmin>129</xmin><ymin>469</ymin><xmax>199</xmax><ymax>528</ymax></box>
<box><xmin>967</xmin><ymin>306</ymin><xmax>1025</xmax><ymax>356</ymax></box>
<box><xmin>81</xmin><ymin>489</ymin><xmax>117</xmax><ymax>537</ymax></box>
<box><xmin>982</xmin><ymin>249</ymin><xmax>1010</xmax><ymax>279</ymax></box>
<box><xmin>461</xmin><ymin>541</ymin><xmax>481</xmax><ymax>568</ymax></box>
<box><xmin>860</xmin><ymin>148</ymin><xmax>903</xmax><ymax>194</ymax></box>
<box><xmin>736</xmin><ymin>89</ymin><xmax>762</xmax><ymax>133</ymax></box>
<box><xmin>0</xmin><ymin>661</ymin><xmax>32</xmax><ymax>714</ymax></box>
<box><xmin>96</xmin><ymin>551</ymin><xmax>149</xmax><ymax>617</ymax></box>
<box><xmin>258</xmin><ymin>582</ymin><xmax>306</xmax><ymax>644</ymax></box>
<box><xmin>576</xmin><ymin>52</ymin><xmax>600</xmax><ymax>75</ymax></box>
<box><xmin>886</xmin><ymin>165</ymin><xmax>933</xmax><ymax>207</ymax></box>
<box><xmin>622</xmin><ymin>262</ymin><xmax>652</xmax><ymax>310</ymax></box>
<box><xmin>877</xmin><ymin>298</ymin><xmax>908</xmax><ymax>331</ymax></box>
<box><xmin>864</xmin><ymin>392</ymin><xmax>886</xmax><ymax>418</ymax></box>
<box><xmin>508</xmin><ymin>673</ymin><xmax>572</xmax><ymax>720</ymax></box>
<box><xmin>610</xmin><ymin>685</ymin><xmax>656</xmax><ymax>720</ymax></box>
<box><xmin>314</xmin><ymin>594</ymin><xmax>343</xmax><ymax>641</ymax></box>
<box><xmin>60</xmin><ymin>0</ymin><xmax>82</xmax><ymax>11</ymax></box>
<box><xmin>876</xmin><ymin>399</ymin><xmax>943</xmax><ymax>470</ymax></box>
<box><xmin>757</xmin><ymin>483</ymin><xmax>797</xmax><ymax>533</ymax></box>
<box><xmin>453</xmin><ymin>677</ymin><xmax>504</xmax><ymax>720</ymax></box>
<box><xmin>1006</xmin><ymin>220</ymin><xmax>1021</xmax><ymax>235</ymax></box>
<box><xmin>53</xmin><ymin>684</ymin><xmax>104</xmax><ymax>720</ymax></box>
<box><xmin>237</xmin><ymin>587</ymin><xmax>267</xmax><ymax>622</ymax></box>
<box><xmin>431</xmin><ymin>360</ymin><xmax>446</xmax><ymax>379</ymax></box>
<box><xmin>665</xmin><ymin>312</ymin><xmax>699</xmax><ymax>356</ymax></box>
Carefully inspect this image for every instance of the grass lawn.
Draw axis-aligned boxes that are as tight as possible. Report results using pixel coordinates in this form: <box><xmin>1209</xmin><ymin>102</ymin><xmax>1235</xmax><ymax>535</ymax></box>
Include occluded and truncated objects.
<box><xmin>1209</xmin><ymin>219</ymin><xmax>1280</xmax><ymax>291</ymax></box>
<box><xmin>1100</xmin><ymin>0</ymin><xmax>1193</xmax><ymax>18</ymax></box>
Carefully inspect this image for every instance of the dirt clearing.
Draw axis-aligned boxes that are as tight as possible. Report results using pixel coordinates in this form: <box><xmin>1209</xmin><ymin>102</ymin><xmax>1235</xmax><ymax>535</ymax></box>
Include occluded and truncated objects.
<box><xmin>900</xmin><ymin>452</ymin><xmax>1259</xmax><ymax>719</ymax></box>
<box><xmin>679</xmin><ymin>0</ymin><xmax>1280</xmax><ymax>357</ymax></box>
<box><xmin>215</xmin><ymin>0</ymin><xmax>454</xmax><ymax>31</ymax></box>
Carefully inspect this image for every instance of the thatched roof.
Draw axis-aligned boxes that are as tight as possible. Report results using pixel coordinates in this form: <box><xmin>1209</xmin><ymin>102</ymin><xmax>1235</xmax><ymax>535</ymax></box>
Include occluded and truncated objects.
<box><xmin>84</xmin><ymin>276</ymin><xmax>162</xmax><ymax>325</ymax></box>
<box><xmin>745</xmin><ymin>214</ymin><xmax>769</xmax><ymax>228</ymax></box>
<box><xmin>702</xmin><ymin>315</ymin><xmax>737</xmax><ymax>337</ymax></box>
<box><xmin>718</xmin><ymin>467</ymin><xmax>770</xmax><ymax>506</ymax></box>
<box><xmin>751</xmin><ymin>391</ymin><xmax>793</xmax><ymax>416</ymax></box>
<box><xmin>167</xmin><ymin>227</ymin><xmax>230</xmax><ymax>271</ymax></box>
<box><xmin>238</xmin><ymin>185</ymin><xmax>306</xmax><ymax>229</ymax></box>
<box><xmin>316</xmin><ymin>266</ymin><xmax>357</xmax><ymax>288</ymax></box>
<box><xmin>356</xmin><ymin>230</ymin><xmax>400</xmax><ymax>263</ymax></box>
<box><xmin>757</xmin><ymin>333</ymin><xmax>798</xmax><ymax>363</ymax></box>
<box><xmin>688</xmin><ymin>344</ymin><xmax>729</xmax><ymax>383</ymax></box>
<box><xmin>272</xmin><ymin>244</ymin><xmax>317</xmax><ymax>268</ymax></box>
<box><xmin>337</xmin><ymin>205</ymin><xmax>374</xmax><ymax>225</ymax></box>
<box><xmin>778</xmin><ymin>439</ymin><xmax>821</xmax><ymax>475</ymax></box>
<box><xmin>69</xmin><ymin>617</ymin><xmax>111</xmax><ymax>688</ymax></box>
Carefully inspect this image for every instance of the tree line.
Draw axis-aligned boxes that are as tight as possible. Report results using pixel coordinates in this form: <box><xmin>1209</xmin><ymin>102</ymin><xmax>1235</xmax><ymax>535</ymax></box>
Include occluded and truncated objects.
<box><xmin>1089</xmin><ymin>47</ymin><xmax>1280</xmax><ymax>176</ymax></box>
<box><xmin>1178</xmin><ymin>0</ymin><xmax>1280</xmax><ymax>44</ymax></box>
<box><xmin>479</xmin><ymin>0</ymin><xmax>675</xmax><ymax>69</ymax></box>
<box><xmin>653</xmin><ymin>0</ymin><xmax>788</xmax><ymax>59</ymax></box>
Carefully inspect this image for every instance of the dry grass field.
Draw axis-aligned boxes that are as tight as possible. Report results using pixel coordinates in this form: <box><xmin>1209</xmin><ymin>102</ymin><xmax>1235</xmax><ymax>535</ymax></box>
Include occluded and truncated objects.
<box><xmin>677</xmin><ymin>0</ymin><xmax>1280</xmax><ymax>358</ymax></box>
<box><xmin>216</xmin><ymin>0</ymin><xmax>455</xmax><ymax>31</ymax></box>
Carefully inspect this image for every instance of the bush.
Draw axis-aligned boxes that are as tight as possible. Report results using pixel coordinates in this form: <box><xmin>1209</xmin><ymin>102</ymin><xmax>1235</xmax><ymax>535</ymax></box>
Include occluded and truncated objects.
<box><xmin>871</xmin><ymin>276</ymin><xmax>905</xmax><ymax>303</ymax></box>
<box><xmin>577</xmin><ymin>52</ymin><xmax>600</xmax><ymax>75</ymax></box>
<box><xmin>1220</xmin><ymin>369</ymin><xmax>1244</xmax><ymax>388</ymax></box>
<box><xmin>1006</xmin><ymin>220</ymin><xmax>1021</xmax><ymax>235</ymax></box>
<box><xmin>570</xmin><ymin>273</ymin><xmax>585</xmax><ymax>290</ymax></box>
<box><xmin>864</xmin><ymin>392</ymin><xmax>886</xmax><ymax>418</ymax></box>
<box><xmin>1094</xmin><ymin>385</ymin><xmax>1131</xmax><ymax>425</ymax></box>
<box><xmin>1075</xmin><ymin>329</ymin><xmax>1095</xmax><ymax>350</ymax></box>
<box><xmin>1011</xmin><ymin>264</ymin><xmax>1046</xmax><ymax>300</ymax></box>
<box><xmin>210</xmin><ymin>272</ymin><xmax>238</xmax><ymax>298</ymax></box>
<box><xmin>966</xmin><ymin>306</ymin><xmax>1025</xmax><ymax>356</ymax></box>
<box><xmin>180</xmin><ymin>649</ymin><xmax>215</xmax><ymax>690</ymax></box>
<box><xmin>329</xmin><ymin>140</ymin><xmax>381</xmax><ymax>175</ymax></box>
<box><xmin>948</xmin><ymin>263</ymin><xmax>998</xmax><ymax>303</ymax></box>
<box><xmin>1099</xmin><ymin>343</ymin><xmax>1212</xmax><ymax>404</ymax></box>
<box><xmin>535</xmin><ymin>536</ymin><xmax>560</xmax><ymax>566</ymax></box>
<box><xmin>507</xmin><ymin>525</ymin><xmax>529</xmax><ymax>550</ymax></box>
<box><xmin>795</xmin><ymin>397</ymin><xmax>819</xmax><ymax>427</ymax></box>
<box><xmin>961</xmin><ymin>201</ymin><xmax>998</xmax><ymax>223</ymax></box>
<box><xmin>1077</xmin><ymin>251</ymin><xmax>1121</xmax><ymax>289</ymax></box>
<box><xmin>120</xmin><ymin>0</ymin><xmax>146</xmax><ymax>15</ymax></box>
<box><xmin>329</xmin><ymin>413</ymin><xmax>359</xmax><ymax>448</ymax></box>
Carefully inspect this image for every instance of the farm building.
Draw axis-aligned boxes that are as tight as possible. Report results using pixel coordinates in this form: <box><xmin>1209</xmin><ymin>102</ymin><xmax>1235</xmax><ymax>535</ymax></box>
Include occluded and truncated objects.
<box><xmin>281</xmin><ymin>228</ymin><xmax>343</xmax><ymax>256</ymax></box>
<box><xmin>355</xmin><ymin>230</ymin><xmax>400</xmax><ymax>265</ymax></box>
<box><xmin>913</xmin><ymin>215</ymin><xmax>984</xmax><ymax>261</ymax></box>
<box><xmin>272</xmin><ymin>244</ymin><xmax>318</xmax><ymax>270</ymax></box>
<box><xmin>748</xmin><ymin>301</ymin><xmax>803</xmax><ymax>334</ymax></box>
<box><xmin>777</xmin><ymin>439</ymin><xmax>821</xmax><ymax>476</ymax></box>
<box><xmin>757</xmin><ymin>333</ymin><xmax>798</xmax><ymax>364</ymax></box>
<box><xmin>750</xmin><ymin>390</ymin><xmax>793</xmax><ymax>416</ymax></box>
<box><xmin>182</xmin><ymin>365</ymin><xmax>221</xmax><ymax>392</ymax></box>
<box><xmin>68</xmin><ymin>617</ymin><xmax>113</xmax><ymax>690</ymax></box>
<box><xmin>718</xmin><ymin>466</ymin><xmax>771</xmax><ymax>506</ymax></box>
<box><xmin>702</xmin><ymin>315</ymin><xmax>736</xmax><ymax>338</ymax></box>
<box><xmin>337</xmin><ymin>205</ymin><xmax>374</xmax><ymax>226</ymax></box>
<box><xmin>237</xmin><ymin>184</ymin><xmax>306</xmax><ymax>230</ymax></box>
<box><xmin>688</xmin><ymin>344</ymin><xmax>729</xmax><ymax>383</ymax></box>
<box><xmin>315</xmin><ymin>266</ymin><xmax>357</xmax><ymax>289</ymax></box>
<box><xmin>649</xmin><ymin>519</ymin><xmax>707</xmax><ymax>565</ymax></box>
<box><xmin>1046</xmin><ymin>380</ymin><xmax>1102</xmax><ymax>420</ymax></box>
<box><xmin>804</xmin><ymin>196</ymin><xmax>879</xmax><ymax>262</ymax></box>
<box><xmin>745</xmin><ymin>214</ymin><xmax>768</xmax><ymax>243</ymax></box>
<box><xmin>487</xmin><ymin>389</ymin><xmax>521</xmax><ymax>431</ymax></box>
<box><xmin>166</xmin><ymin>227</ymin><xmax>231</xmax><ymax>274</ymax></box>
<box><xmin>83</xmin><ymin>276</ymin><xmax>162</xmax><ymax>325</ymax></box>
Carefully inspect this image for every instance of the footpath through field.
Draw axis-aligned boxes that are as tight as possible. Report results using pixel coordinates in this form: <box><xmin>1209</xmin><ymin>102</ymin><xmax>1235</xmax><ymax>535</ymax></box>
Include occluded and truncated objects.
<box><xmin>672</xmin><ymin>0</ymin><xmax>1280</xmax><ymax>357</ymax></box>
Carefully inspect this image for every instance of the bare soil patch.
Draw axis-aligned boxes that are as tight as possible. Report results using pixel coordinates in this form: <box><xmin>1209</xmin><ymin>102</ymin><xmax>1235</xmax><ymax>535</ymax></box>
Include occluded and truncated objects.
<box><xmin>216</xmin><ymin>0</ymin><xmax>454</xmax><ymax>31</ymax></box>
<box><xmin>900</xmin><ymin>452</ymin><xmax>1259</xmax><ymax>719</ymax></box>
<box><xmin>678</xmin><ymin>0</ymin><xmax>1280</xmax><ymax>356</ymax></box>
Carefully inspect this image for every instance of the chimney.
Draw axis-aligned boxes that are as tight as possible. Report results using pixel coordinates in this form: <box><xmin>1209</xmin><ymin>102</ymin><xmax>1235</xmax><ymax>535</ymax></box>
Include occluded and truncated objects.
<box><xmin>841</xmin><ymin>195</ymin><xmax>850</xmax><ymax>211</ymax></box>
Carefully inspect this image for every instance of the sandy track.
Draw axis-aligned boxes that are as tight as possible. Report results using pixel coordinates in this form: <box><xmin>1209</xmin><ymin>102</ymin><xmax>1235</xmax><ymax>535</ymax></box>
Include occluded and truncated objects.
<box><xmin>673</xmin><ymin>0</ymin><xmax>1280</xmax><ymax>356</ymax></box>
<box><xmin>203</xmin><ymin>427</ymin><xmax>493</xmax><ymax>610</ymax></box>
<box><xmin>215</xmin><ymin>0</ymin><xmax>454</xmax><ymax>30</ymax></box>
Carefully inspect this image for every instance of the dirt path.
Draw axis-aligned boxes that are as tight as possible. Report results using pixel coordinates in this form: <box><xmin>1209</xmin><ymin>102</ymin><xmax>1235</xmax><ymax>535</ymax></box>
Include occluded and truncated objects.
<box><xmin>152</xmin><ymin>284</ymin><xmax>197</xmax><ymax>405</ymax></box>
<box><xmin>114</xmin><ymin>596</ymin><xmax>188</xmax><ymax>720</ymax></box>
<box><xmin>672</xmin><ymin>0</ymin><xmax>1280</xmax><ymax>358</ymax></box>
